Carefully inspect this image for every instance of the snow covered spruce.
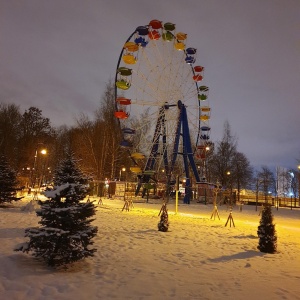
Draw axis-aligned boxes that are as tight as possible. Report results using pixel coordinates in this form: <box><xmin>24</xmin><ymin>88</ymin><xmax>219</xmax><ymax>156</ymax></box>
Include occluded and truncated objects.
<box><xmin>257</xmin><ymin>204</ymin><xmax>277</xmax><ymax>254</ymax></box>
<box><xmin>0</xmin><ymin>155</ymin><xmax>23</xmax><ymax>205</ymax></box>
<box><xmin>15</xmin><ymin>153</ymin><xmax>98</xmax><ymax>267</ymax></box>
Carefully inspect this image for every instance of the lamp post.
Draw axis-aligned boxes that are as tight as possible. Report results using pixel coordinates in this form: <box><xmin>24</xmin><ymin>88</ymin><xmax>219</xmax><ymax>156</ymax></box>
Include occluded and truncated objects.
<box><xmin>46</xmin><ymin>167</ymin><xmax>51</xmax><ymax>186</ymax></box>
<box><xmin>30</xmin><ymin>149</ymin><xmax>38</xmax><ymax>188</ymax></box>
<box><xmin>119</xmin><ymin>167</ymin><xmax>126</xmax><ymax>181</ymax></box>
<box><xmin>225</xmin><ymin>172</ymin><xmax>235</xmax><ymax>227</ymax></box>
<box><xmin>226</xmin><ymin>171</ymin><xmax>231</xmax><ymax>204</ymax></box>
<box><xmin>204</xmin><ymin>145</ymin><xmax>210</xmax><ymax>181</ymax></box>
<box><xmin>38</xmin><ymin>149</ymin><xmax>47</xmax><ymax>193</ymax></box>
<box><xmin>30</xmin><ymin>146</ymin><xmax>47</xmax><ymax>190</ymax></box>
<box><xmin>255</xmin><ymin>177</ymin><xmax>262</xmax><ymax>212</ymax></box>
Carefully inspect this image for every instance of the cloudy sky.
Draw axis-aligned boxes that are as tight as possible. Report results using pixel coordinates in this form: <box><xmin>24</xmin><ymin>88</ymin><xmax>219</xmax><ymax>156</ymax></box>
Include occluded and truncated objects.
<box><xmin>1</xmin><ymin>0</ymin><xmax>299</xmax><ymax>170</ymax></box>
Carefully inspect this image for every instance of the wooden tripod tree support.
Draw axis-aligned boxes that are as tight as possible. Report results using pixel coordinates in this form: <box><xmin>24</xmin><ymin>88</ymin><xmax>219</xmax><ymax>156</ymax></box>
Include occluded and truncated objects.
<box><xmin>33</xmin><ymin>191</ymin><xmax>39</xmax><ymax>201</ymax></box>
<box><xmin>122</xmin><ymin>197</ymin><xmax>134</xmax><ymax>212</ymax></box>
<box><xmin>210</xmin><ymin>186</ymin><xmax>221</xmax><ymax>220</ymax></box>
<box><xmin>158</xmin><ymin>202</ymin><xmax>168</xmax><ymax>217</ymax></box>
<box><xmin>87</xmin><ymin>196</ymin><xmax>103</xmax><ymax>206</ymax></box>
<box><xmin>225</xmin><ymin>207</ymin><xmax>235</xmax><ymax>227</ymax></box>
<box><xmin>211</xmin><ymin>205</ymin><xmax>220</xmax><ymax>220</ymax></box>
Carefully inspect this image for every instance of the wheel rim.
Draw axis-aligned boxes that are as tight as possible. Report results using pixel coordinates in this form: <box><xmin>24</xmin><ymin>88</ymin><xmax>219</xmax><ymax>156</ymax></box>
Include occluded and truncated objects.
<box><xmin>114</xmin><ymin>20</ymin><xmax>210</xmax><ymax>190</ymax></box>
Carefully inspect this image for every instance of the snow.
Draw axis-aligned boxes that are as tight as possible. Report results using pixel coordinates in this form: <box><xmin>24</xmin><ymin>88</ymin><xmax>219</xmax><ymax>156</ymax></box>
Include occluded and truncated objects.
<box><xmin>43</xmin><ymin>183</ymin><xmax>80</xmax><ymax>198</ymax></box>
<box><xmin>1</xmin><ymin>195</ymin><xmax>300</xmax><ymax>300</ymax></box>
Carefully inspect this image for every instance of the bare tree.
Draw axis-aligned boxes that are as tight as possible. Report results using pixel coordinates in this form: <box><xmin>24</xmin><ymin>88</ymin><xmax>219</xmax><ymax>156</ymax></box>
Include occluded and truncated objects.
<box><xmin>71</xmin><ymin>81</ymin><xmax>124</xmax><ymax>181</ymax></box>
<box><xmin>231</xmin><ymin>152</ymin><xmax>253</xmax><ymax>201</ymax></box>
<box><xmin>18</xmin><ymin>107</ymin><xmax>54</xmax><ymax>173</ymax></box>
<box><xmin>73</xmin><ymin>114</ymin><xmax>106</xmax><ymax>180</ymax></box>
<box><xmin>45</xmin><ymin>125</ymin><xmax>72</xmax><ymax>183</ymax></box>
<box><xmin>129</xmin><ymin>109</ymin><xmax>151</xmax><ymax>153</ymax></box>
<box><xmin>210</xmin><ymin>121</ymin><xmax>237</xmax><ymax>187</ymax></box>
<box><xmin>257</xmin><ymin>166</ymin><xmax>275</xmax><ymax>202</ymax></box>
<box><xmin>0</xmin><ymin>103</ymin><xmax>22</xmax><ymax>168</ymax></box>
<box><xmin>95</xmin><ymin>81</ymin><xmax>123</xmax><ymax>180</ymax></box>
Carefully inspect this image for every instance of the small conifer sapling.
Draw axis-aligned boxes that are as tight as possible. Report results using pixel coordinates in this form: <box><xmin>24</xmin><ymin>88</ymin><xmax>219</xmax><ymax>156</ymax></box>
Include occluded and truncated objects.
<box><xmin>158</xmin><ymin>203</ymin><xmax>169</xmax><ymax>232</ymax></box>
<box><xmin>257</xmin><ymin>204</ymin><xmax>277</xmax><ymax>253</ymax></box>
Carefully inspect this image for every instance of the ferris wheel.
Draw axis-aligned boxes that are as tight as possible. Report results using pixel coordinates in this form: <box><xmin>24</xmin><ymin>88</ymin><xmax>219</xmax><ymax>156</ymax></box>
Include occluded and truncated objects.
<box><xmin>114</xmin><ymin>20</ymin><xmax>211</xmax><ymax>203</ymax></box>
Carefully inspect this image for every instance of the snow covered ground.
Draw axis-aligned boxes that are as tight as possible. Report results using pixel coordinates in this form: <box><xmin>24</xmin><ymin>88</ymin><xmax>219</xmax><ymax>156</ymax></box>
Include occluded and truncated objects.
<box><xmin>1</xmin><ymin>195</ymin><xmax>300</xmax><ymax>300</ymax></box>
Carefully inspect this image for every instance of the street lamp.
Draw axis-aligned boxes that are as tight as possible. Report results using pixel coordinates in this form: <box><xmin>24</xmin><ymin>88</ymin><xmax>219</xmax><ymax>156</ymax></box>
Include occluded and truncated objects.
<box><xmin>30</xmin><ymin>146</ymin><xmax>47</xmax><ymax>189</ymax></box>
<box><xmin>119</xmin><ymin>167</ymin><xmax>126</xmax><ymax>181</ymax></box>
<box><xmin>226</xmin><ymin>171</ymin><xmax>231</xmax><ymax>189</ymax></box>
<box><xmin>37</xmin><ymin>149</ymin><xmax>47</xmax><ymax>194</ymax></box>
<box><xmin>224</xmin><ymin>172</ymin><xmax>235</xmax><ymax>227</ymax></box>
<box><xmin>226</xmin><ymin>171</ymin><xmax>232</xmax><ymax>205</ymax></box>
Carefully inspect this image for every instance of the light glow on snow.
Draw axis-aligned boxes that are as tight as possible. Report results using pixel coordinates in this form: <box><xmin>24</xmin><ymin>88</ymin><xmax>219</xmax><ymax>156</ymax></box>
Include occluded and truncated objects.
<box><xmin>1</xmin><ymin>195</ymin><xmax>300</xmax><ymax>299</ymax></box>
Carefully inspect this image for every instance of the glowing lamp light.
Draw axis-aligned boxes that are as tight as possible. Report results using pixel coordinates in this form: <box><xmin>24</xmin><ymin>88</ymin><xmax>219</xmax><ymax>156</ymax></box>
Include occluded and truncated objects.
<box><xmin>119</xmin><ymin>168</ymin><xmax>126</xmax><ymax>181</ymax></box>
<box><xmin>41</xmin><ymin>149</ymin><xmax>47</xmax><ymax>155</ymax></box>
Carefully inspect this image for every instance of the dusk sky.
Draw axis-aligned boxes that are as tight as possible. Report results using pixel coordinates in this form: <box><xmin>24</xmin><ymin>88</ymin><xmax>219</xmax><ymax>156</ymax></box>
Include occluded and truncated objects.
<box><xmin>1</xmin><ymin>0</ymin><xmax>299</xmax><ymax>171</ymax></box>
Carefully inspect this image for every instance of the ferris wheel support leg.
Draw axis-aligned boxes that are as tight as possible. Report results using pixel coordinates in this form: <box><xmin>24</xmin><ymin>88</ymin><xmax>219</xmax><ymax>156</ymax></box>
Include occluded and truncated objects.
<box><xmin>181</xmin><ymin>104</ymin><xmax>201</xmax><ymax>183</ymax></box>
<box><xmin>180</xmin><ymin>103</ymin><xmax>200</xmax><ymax>205</ymax></box>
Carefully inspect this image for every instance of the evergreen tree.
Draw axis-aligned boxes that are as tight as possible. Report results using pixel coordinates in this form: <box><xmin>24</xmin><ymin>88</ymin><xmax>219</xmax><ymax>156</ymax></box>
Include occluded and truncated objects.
<box><xmin>15</xmin><ymin>153</ymin><xmax>98</xmax><ymax>267</ymax></box>
<box><xmin>257</xmin><ymin>205</ymin><xmax>277</xmax><ymax>253</ymax></box>
<box><xmin>0</xmin><ymin>155</ymin><xmax>23</xmax><ymax>204</ymax></box>
<box><xmin>158</xmin><ymin>204</ymin><xmax>169</xmax><ymax>232</ymax></box>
